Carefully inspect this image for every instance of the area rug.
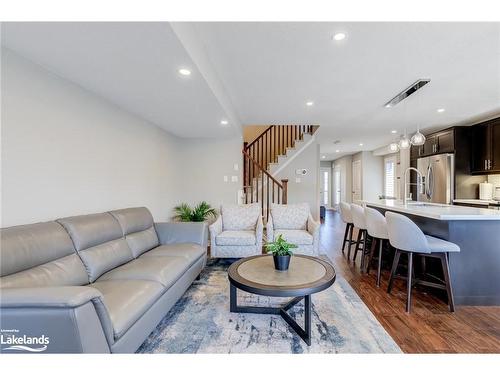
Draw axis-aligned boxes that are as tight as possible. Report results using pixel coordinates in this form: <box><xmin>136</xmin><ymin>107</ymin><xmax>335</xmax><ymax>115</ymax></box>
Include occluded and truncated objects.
<box><xmin>137</xmin><ymin>258</ymin><xmax>401</xmax><ymax>354</ymax></box>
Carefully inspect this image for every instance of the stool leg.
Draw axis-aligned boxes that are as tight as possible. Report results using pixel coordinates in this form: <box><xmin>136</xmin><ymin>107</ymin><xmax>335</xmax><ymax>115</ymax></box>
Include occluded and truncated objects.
<box><xmin>440</xmin><ymin>252</ymin><xmax>455</xmax><ymax>312</ymax></box>
<box><xmin>342</xmin><ymin>224</ymin><xmax>349</xmax><ymax>254</ymax></box>
<box><xmin>406</xmin><ymin>252</ymin><xmax>414</xmax><ymax>313</ymax></box>
<box><xmin>366</xmin><ymin>237</ymin><xmax>377</xmax><ymax>274</ymax></box>
<box><xmin>347</xmin><ymin>224</ymin><xmax>354</xmax><ymax>260</ymax></box>
<box><xmin>361</xmin><ymin>230</ymin><xmax>368</xmax><ymax>271</ymax></box>
<box><xmin>387</xmin><ymin>249</ymin><xmax>401</xmax><ymax>294</ymax></box>
<box><xmin>353</xmin><ymin>229</ymin><xmax>362</xmax><ymax>263</ymax></box>
<box><xmin>376</xmin><ymin>239</ymin><xmax>383</xmax><ymax>287</ymax></box>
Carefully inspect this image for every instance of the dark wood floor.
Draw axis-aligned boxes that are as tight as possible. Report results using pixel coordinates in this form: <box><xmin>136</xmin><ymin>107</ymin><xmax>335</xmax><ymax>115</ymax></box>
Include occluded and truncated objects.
<box><xmin>320</xmin><ymin>209</ymin><xmax>500</xmax><ymax>353</ymax></box>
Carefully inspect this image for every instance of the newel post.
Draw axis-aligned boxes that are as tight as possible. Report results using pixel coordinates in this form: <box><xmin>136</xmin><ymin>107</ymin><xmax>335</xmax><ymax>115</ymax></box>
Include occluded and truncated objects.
<box><xmin>243</xmin><ymin>142</ymin><xmax>248</xmax><ymax>187</ymax></box>
<box><xmin>281</xmin><ymin>179</ymin><xmax>288</xmax><ymax>204</ymax></box>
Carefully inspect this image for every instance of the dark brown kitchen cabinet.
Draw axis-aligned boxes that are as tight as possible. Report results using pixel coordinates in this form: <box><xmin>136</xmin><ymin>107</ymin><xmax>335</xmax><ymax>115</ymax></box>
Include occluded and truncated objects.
<box><xmin>435</xmin><ymin>130</ymin><xmax>454</xmax><ymax>153</ymax></box>
<box><xmin>414</xmin><ymin>129</ymin><xmax>455</xmax><ymax>157</ymax></box>
<box><xmin>471</xmin><ymin>118</ymin><xmax>500</xmax><ymax>174</ymax></box>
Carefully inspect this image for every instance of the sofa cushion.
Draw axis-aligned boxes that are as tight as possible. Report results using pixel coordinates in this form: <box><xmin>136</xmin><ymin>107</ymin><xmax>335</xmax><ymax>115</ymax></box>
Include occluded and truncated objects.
<box><xmin>140</xmin><ymin>243</ymin><xmax>205</xmax><ymax>265</ymax></box>
<box><xmin>222</xmin><ymin>204</ymin><xmax>260</xmax><ymax>231</ymax></box>
<box><xmin>109</xmin><ymin>207</ymin><xmax>159</xmax><ymax>258</ymax></box>
<box><xmin>271</xmin><ymin>203</ymin><xmax>309</xmax><ymax>230</ymax></box>
<box><xmin>274</xmin><ymin>229</ymin><xmax>313</xmax><ymax>245</ymax></box>
<box><xmin>97</xmin><ymin>256</ymin><xmax>188</xmax><ymax>289</ymax></box>
<box><xmin>216</xmin><ymin>230</ymin><xmax>256</xmax><ymax>246</ymax></box>
<box><xmin>0</xmin><ymin>221</ymin><xmax>88</xmax><ymax>288</ymax></box>
<box><xmin>58</xmin><ymin>213</ymin><xmax>134</xmax><ymax>282</ymax></box>
<box><xmin>91</xmin><ymin>279</ymin><xmax>164</xmax><ymax>340</ymax></box>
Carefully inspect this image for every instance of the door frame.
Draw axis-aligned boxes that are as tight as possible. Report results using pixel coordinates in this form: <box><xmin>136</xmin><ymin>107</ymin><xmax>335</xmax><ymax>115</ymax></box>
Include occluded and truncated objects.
<box><xmin>352</xmin><ymin>159</ymin><xmax>362</xmax><ymax>202</ymax></box>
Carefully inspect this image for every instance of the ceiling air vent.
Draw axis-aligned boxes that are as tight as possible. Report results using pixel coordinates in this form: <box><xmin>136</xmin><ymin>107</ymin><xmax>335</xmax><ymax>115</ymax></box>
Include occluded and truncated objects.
<box><xmin>384</xmin><ymin>79</ymin><xmax>430</xmax><ymax>108</ymax></box>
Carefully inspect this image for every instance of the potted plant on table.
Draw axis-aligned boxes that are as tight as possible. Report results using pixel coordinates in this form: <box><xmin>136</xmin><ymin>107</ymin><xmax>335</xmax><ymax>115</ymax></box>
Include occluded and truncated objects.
<box><xmin>173</xmin><ymin>201</ymin><xmax>217</xmax><ymax>222</ymax></box>
<box><xmin>265</xmin><ymin>234</ymin><xmax>298</xmax><ymax>271</ymax></box>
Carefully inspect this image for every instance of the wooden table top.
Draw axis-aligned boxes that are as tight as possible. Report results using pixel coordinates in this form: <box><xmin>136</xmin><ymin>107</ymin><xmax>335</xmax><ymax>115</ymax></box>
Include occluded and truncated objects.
<box><xmin>228</xmin><ymin>255</ymin><xmax>336</xmax><ymax>297</ymax></box>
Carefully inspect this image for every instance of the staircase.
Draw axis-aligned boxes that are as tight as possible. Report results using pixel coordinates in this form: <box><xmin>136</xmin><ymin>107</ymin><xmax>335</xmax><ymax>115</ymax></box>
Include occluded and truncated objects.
<box><xmin>242</xmin><ymin>125</ymin><xmax>318</xmax><ymax>220</ymax></box>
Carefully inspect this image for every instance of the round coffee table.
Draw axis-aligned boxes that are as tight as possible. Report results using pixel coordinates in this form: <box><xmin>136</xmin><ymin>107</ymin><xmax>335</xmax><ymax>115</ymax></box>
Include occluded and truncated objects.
<box><xmin>227</xmin><ymin>254</ymin><xmax>336</xmax><ymax>346</ymax></box>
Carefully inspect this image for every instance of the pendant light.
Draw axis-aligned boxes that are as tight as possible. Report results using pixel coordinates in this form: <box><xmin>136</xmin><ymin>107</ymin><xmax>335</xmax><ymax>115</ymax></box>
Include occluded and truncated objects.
<box><xmin>399</xmin><ymin>129</ymin><xmax>410</xmax><ymax>150</ymax></box>
<box><xmin>389</xmin><ymin>141</ymin><xmax>399</xmax><ymax>152</ymax></box>
<box><xmin>411</xmin><ymin>125</ymin><xmax>426</xmax><ymax>146</ymax></box>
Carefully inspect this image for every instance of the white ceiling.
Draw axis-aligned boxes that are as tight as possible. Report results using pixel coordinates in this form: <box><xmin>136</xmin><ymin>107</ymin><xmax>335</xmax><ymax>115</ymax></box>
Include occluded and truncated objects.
<box><xmin>2</xmin><ymin>22</ymin><xmax>500</xmax><ymax>158</ymax></box>
<box><xmin>1</xmin><ymin>22</ymin><xmax>242</xmax><ymax>138</ymax></box>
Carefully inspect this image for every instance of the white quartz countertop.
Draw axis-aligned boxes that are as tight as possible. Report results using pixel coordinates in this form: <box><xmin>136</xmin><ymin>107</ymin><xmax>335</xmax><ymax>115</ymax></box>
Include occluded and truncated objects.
<box><xmin>363</xmin><ymin>200</ymin><xmax>500</xmax><ymax>221</ymax></box>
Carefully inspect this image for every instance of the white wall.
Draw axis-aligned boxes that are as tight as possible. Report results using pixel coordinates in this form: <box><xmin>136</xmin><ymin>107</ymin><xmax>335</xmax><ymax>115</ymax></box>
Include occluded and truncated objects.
<box><xmin>1</xmin><ymin>49</ymin><xmax>182</xmax><ymax>226</ymax></box>
<box><xmin>361</xmin><ymin>152</ymin><xmax>384</xmax><ymax>201</ymax></box>
<box><xmin>175</xmin><ymin>137</ymin><xmax>243</xmax><ymax>210</ymax></box>
<box><xmin>275</xmin><ymin>142</ymin><xmax>320</xmax><ymax>219</ymax></box>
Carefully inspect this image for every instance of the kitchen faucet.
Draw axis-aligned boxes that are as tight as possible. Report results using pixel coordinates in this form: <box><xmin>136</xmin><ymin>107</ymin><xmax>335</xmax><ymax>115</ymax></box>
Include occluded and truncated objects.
<box><xmin>403</xmin><ymin>167</ymin><xmax>425</xmax><ymax>205</ymax></box>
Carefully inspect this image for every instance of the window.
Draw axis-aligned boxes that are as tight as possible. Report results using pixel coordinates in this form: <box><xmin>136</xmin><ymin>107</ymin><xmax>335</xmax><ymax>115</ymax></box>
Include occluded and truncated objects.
<box><xmin>384</xmin><ymin>156</ymin><xmax>397</xmax><ymax>198</ymax></box>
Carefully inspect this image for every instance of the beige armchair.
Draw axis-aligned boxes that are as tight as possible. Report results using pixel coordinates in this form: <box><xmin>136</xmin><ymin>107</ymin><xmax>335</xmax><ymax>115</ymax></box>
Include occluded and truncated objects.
<box><xmin>209</xmin><ymin>204</ymin><xmax>263</xmax><ymax>258</ymax></box>
<box><xmin>266</xmin><ymin>203</ymin><xmax>320</xmax><ymax>256</ymax></box>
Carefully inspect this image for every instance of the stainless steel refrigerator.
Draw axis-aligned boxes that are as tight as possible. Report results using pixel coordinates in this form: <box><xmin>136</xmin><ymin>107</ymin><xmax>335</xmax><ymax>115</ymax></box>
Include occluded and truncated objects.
<box><xmin>417</xmin><ymin>153</ymin><xmax>455</xmax><ymax>204</ymax></box>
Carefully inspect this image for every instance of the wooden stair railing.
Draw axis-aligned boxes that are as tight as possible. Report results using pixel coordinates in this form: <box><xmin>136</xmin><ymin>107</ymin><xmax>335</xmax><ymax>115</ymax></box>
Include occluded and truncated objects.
<box><xmin>241</xmin><ymin>125</ymin><xmax>317</xmax><ymax>220</ymax></box>
<box><xmin>242</xmin><ymin>149</ymin><xmax>288</xmax><ymax>220</ymax></box>
<box><xmin>243</xmin><ymin>125</ymin><xmax>316</xmax><ymax>181</ymax></box>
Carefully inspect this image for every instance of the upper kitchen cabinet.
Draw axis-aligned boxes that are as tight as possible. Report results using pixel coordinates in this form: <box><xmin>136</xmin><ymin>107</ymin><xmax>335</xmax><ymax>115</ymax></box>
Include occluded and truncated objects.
<box><xmin>471</xmin><ymin>118</ymin><xmax>500</xmax><ymax>174</ymax></box>
<box><xmin>410</xmin><ymin>128</ymin><xmax>456</xmax><ymax>159</ymax></box>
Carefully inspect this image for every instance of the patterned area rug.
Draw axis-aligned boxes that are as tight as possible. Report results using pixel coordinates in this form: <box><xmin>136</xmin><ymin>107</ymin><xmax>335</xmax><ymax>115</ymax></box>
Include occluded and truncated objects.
<box><xmin>137</xmin><ymin>258</ymin><xmax>401</xmax><ymax>354</ymax></box>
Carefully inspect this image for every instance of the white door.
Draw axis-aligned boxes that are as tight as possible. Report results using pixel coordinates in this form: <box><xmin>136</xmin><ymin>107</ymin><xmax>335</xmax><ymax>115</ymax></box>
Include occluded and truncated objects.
<box><xmin>320</xmin><ymin>168</ymin><xmax>331</xmax><ymax>206</ymax></box>
<box><xmin>352</xmin><ymin>160</ymin><xmax>362</xmax><ymax>202</ymax></box>
<box><xmin>334</xmin><ymin>170</ymin><xmax>341</xmax><ymax>206</ymax></box>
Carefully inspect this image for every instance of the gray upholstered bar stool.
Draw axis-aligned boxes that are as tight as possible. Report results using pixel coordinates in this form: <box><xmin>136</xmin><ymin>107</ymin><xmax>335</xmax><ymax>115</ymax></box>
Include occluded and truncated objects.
<box><xmin>364</xmin><ymin>207</ymin><xmax>389</xmax><ymax>287</ymax></box>
<box><xmin>339</xmin><ymin>202</ymin><xmax>355</xmax><ymax>258</ymax></box>
<box><xmin>350</xmin><ymin>203</ymin><xmax>369</xmax><ymax>270</ymax></box>
<box><xmin>385</xmin><ymin>211</ymin><xmax>460</xmax><ymax>313</ymax></box>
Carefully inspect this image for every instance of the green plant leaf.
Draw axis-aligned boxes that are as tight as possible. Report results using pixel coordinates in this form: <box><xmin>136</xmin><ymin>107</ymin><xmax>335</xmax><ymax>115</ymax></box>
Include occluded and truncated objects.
<box><xmin>264</xmin><ymin>234</ymin><xmax>296</xmax><ymax>256</ymax></box>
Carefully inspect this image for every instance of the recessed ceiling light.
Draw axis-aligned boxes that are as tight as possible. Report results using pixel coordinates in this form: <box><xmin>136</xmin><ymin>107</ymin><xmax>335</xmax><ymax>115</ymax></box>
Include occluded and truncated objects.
<box><xmin>333</xmin><ymin>32</ymin><xmax>346</xmax><ymax>41</ymax></box>
<box><xmin>178</xmin><ymin>68</ymin><xmax>191</xmax><ymax>76</ymax></box>
<box><xmin>306</xmin><ymin>101</ymin><xmax>314</xmax><ymax>107</ymax></box>
<box><xmin>437</xmin><ymin>108</ymin><xmax>445</xmax><ymax>113</ymax></box>
<box><xmin>321</xmin><ymin>155</ymin><xmax>326</xmax><ymax>159</ymax></box>
<box><xmin>391</xmin><ymin>130</ymin><xmax>397</xmax><ymax>134</ymax></box>
<box><xmin>359</xmin><ymin>143</ymin><xmax>364</xmax><ymax>146</ymax></box>
<box><xmin>335</xmin><ymin>150</ymin><xmax>340</xmax><ymax>153</ymax></box>
<box><xmin>220</xmin><ymin>120</ymin><xmax>229</xmax><ymax>126</ymax></box>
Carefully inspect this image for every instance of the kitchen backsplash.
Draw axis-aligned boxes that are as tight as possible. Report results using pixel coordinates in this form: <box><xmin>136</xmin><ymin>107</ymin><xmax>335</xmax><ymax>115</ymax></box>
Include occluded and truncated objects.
<box><xmin>488</xmin><ymin>175</ymin><xmax>500</xmax><ymax>188</ymax></box>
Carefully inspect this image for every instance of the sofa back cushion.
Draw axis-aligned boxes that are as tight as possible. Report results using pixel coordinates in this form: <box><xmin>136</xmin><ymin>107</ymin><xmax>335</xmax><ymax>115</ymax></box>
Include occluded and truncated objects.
<box><xmin>58</xmin><ymin>213</ymin><xmax>134</xmax><ymax>282</ymax></box>
<box><xmin>270</xmin><ymin>203</ymin><xmax>310</xmax><ymax>230</ymax></box>
<box><xmin>222</xmin><ymin>204</ymin><xmax>261</xmax><ymax>231</ymax></box>
<box><xmin>0</xmin><ymin>222</ymin><xmax>88</xmax><ymax>288</ymax></box>
<box><xmin>109</xmin><ymin>207</ymin><xmax>159</xmax><ymax>258</ymax></box>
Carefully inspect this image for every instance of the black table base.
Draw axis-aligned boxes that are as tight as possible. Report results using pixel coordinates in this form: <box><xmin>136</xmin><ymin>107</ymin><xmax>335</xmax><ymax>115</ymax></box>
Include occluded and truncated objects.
<box><xmin>229</xmin><ymin>283</ymin><xmax>312</xmax><ymax>346</ymax></box>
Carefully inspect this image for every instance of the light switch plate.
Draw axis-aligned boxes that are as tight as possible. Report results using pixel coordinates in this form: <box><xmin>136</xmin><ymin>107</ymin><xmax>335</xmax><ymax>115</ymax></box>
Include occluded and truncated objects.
<box><xmin>223</xmin><ymin>175</ymin><xmax>228</xmax><ymax>182</ymax></box>
<box><xmin>233</xmin><ymin>163</ymin><xmax>239</xmax><ymax>171</ymax></box>
<box><xmin>295</xmin><ymin>177</ymin><xmax>301</xmax><ymax>183</ymax></box>
<box><xmin>231</xmin><ymin>175</ymin><xmax>238</xmax><ymax>182</ymax></box>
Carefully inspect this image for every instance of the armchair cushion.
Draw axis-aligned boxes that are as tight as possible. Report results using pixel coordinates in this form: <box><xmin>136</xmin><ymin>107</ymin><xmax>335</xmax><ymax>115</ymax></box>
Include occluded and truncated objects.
<box><xmin>274</xmin><ymin>229</ymin><xmax>313</xmax><ymax>245</ymax></box>
<box><xmin>221</xmin><ymin>204</ymin><xmax>260</xmax><ymax>231</ymax></box>
<box><xmin>215</xmin><ymin>231</ymin><xmax>256</xmax><ymax>246</ymax></box>
<box><xmin>270</xmin><ymin>203</ymin><xmax>310</xmax><ymax>230</ymax></box>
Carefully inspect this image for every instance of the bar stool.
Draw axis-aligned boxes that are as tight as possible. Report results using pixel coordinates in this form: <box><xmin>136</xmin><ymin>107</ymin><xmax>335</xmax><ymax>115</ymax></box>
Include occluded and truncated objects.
<box><xmin>385</xmin><ymin>212</ymin><xmax>460</xmax><ymax>313</ymax></box>
<box><xmin>350</xmin><ymin>204</ymin><xmax>369</xmax><ymax>270</ymax></box>
<box><xmin>364</xmin><ymin>207</ymin><xmax>389</xmax><ymax>287</ymax></box>
<box><xmin>339</xmin><ymin>202</ymin><xmax>355</xmax><ymax>257</ymax></box>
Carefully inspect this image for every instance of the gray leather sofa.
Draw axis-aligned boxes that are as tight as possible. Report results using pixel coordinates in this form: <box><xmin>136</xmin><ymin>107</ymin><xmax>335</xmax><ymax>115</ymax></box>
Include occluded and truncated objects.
<box><xmin>0</xmin><ymin>207</ymin><xmax>208</xmax><ymax>353</ymax></box>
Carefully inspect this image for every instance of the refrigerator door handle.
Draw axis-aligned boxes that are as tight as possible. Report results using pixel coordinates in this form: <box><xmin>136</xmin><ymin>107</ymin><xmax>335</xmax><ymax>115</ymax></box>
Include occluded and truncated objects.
<box><xmin>426</xmin><ymin>164</ymin><xmax>433</xmax><ymax>199</ymax></box>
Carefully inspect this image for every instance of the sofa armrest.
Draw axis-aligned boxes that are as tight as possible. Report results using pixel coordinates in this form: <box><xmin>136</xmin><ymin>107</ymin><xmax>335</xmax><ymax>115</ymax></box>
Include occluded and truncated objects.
<box><xmin>155</xmin><ymin>222</ymin><xmax>208</xmax><ymax>248</ymax></box>
<box><xmin>307</xmin><ymin>214</ymin><xmax>321</xmax><ymax>254</ymax></box>
<box><xmin>266</xmin><ymin>214</ymin><xmax>274</xmax><ymax>242</ymax></box>
<box><xmin>208</xmin><ymin>216</ymin><xmax>223</xmax><ymax>250</ymax></box>
<box><xmin>0</xmin><ymin>286</ymin><xmax>113</xmax><ymax>353</ymax></box>
<box><xmin>256</xmin><ymin>215</ymin><xmax>264</xmax><ymax>250</ymax></box>
<box><xmin>1</xmin><ymin>286</ymin><xmax>102</xmax><ymax>308</ymax></box>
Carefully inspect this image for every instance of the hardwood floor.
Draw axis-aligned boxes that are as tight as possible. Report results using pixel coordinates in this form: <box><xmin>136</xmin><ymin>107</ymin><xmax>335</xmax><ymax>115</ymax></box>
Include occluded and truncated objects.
<box><xmin>320</xmin><ymin>209</ymin><xmax>500</xmax><ymax>353</ymax></box>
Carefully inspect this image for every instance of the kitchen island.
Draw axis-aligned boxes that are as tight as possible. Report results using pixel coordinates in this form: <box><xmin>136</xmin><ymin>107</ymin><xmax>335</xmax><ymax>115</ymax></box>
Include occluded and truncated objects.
<box><xmin>364</xmin><ymin>200</ymin><xmax>500</xmax><ymax>306</ymax></box>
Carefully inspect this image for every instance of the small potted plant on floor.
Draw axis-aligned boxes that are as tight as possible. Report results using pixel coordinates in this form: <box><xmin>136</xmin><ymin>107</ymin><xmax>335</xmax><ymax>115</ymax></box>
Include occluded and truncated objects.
<box><xmin>265</xmin><ymin>234</ymin><xmax>297</xmax><ymax>271</ymax></box>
